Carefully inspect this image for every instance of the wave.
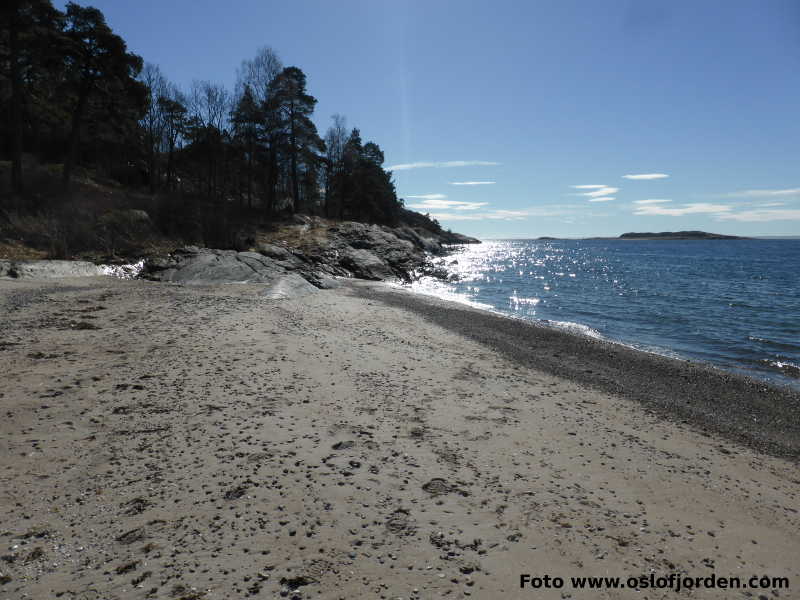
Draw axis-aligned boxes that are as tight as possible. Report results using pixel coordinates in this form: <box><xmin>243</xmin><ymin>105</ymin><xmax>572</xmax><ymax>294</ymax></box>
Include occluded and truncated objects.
<box><xmin>409</xmin><ymin>277</ymin><xmax>495</xmax><ymax>312</ymax></box>
<box><xmin>760</xmin><ymin>359</ymin><xmax>800</xmax><ymax>379</ymax></box>
<box><xmin>541</xmin><ymin>319</ymin><xmax>604</xmax><ymax>340</ymax></box>
<box><xmin>747</xmin><ymin>335</ymin><xmax>800</xmax><ymax>352</ymax></box>
<box><xmin>509</xmin><ymin>294</ymin><xmax>540</xmax><ymax>306</ymax></box>
<box><xmin>99</xmin><ymin>259</ymin><xmax>144</xmax><ymax>279</ymax></box>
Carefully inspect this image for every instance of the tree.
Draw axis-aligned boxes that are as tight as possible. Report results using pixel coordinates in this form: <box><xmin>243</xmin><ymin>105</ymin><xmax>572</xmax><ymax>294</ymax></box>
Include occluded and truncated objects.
<box><xmin>230</xmin><ymin>84</ymin><xmax>262</xmax><ymax>208</ymax></box>
<box><xmin>186</xmin><ymin>80</ymin><xmax>230</xmax><ymax>197</ymax></box>
<box><xmin>139</xmin><ymin>62</ymin><xmax>167</xmax><ymax>192</ymax></box>
<box><xmin>330</xmin><ymin>128</ymin><xmax>401</xmax><ymax>224</ymax></box>
<box><xmin>235</xmin><ymin>46</ymin><xmax>282</xmax><ymax>106</ymax></box>
<box><xmin>0</xmin><ymin>0</ymin><xmax>63</xmax><ymax>197</ymax></box>
<box><xmin>61</xmin><ymin>2</ymin><xmax>143</xmax><ymax>188</ymax></box>
<box><xmin>158</xmin><ymin>83</ymin><xmax>187</xmax><ymax>191</ymax></box>
<box><xmin>267</xmin><ymin>67</ymin><xmax>324</xmax><ymax>213</ymax></box>
<box><xmin>323</xmin><ymin>113</ymin><xmax>347</xmax><ymax>216</ymax></box>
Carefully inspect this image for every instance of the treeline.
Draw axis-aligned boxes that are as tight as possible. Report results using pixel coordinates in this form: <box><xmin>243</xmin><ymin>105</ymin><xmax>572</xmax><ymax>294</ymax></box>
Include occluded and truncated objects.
<box><xmin>1</xmin><ymin>1</ymin><xmax>430</xmax><ymax>248</ymax></box>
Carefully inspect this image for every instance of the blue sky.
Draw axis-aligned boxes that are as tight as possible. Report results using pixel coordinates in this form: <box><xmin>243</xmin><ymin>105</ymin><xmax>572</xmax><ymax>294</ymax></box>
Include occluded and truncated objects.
<box><xmin>60</xmin><ymin>0</ymin><xmax>800</xmax><ymax>238</ymax></box>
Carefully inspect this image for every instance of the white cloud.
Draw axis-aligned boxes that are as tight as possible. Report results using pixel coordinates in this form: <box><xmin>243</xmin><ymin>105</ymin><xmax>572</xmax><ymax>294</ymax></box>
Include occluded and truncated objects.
<box><xmin>759</xmin><ymin>202</ymin><xmax>786</xmax><ymax>207</ymax></box>
<box><xmin>450</xmin><ymin>181</ymin><xmax>496</xmax><ymax>186</ymax></box>
<box><xmin>406</xmin><ymin>193</ymin><xmax>447</xmax><ymax>200</ymax></box>
<box><xmin>623</xmin><ymin>173</ymin><xmax>669</xmax><ymax>180</ymax></box>
<box><xmin>633</xmin><ymin>202</ymin><xmax>731</xmax><ymax>216</ymax></box>
<box><xmin>633</xmin><ymin>199</ymin><xmax>672</xmax><ymax>205</ymax></box>
<box><xmin>720</xmin><ymin>188</ymin><xmax>800</xmax><ymax>198</ymax></box>
<box><xmin>429</xmin><ymin>205</ymin><xmax>584</xmax><ymax>221</ymax></box>
<box><xmin>588</xmin><ymin>197</ymin><xmax>615</xmax><ymax>203</ymax></box>
<box><xmin>408</xmin><ymin>199</ymin><xmax>488</xmax><ymax>211</ymax></box>
<box><xmin>387</xmin><ymin>160</ymin><xmax>500</xmax><ymax>171</ymax></box>
<box><xmin>717</xmin><ymin>209</ymin><xmax>800</xmax><ymax>222</ymax></box>
<box><xmin>579</xmin><ymin>187</ymin><xmax>619</xmax><ymax>198</ymax></box>
<box><xmin>571</xmin><ymin>184</ymin><xmax>607</xmax><ymax>189</ymax></box>
<box><xmin>428</xmin><ymin>209</ymin><xmax>530</xmax><ymax>221</ymax></box>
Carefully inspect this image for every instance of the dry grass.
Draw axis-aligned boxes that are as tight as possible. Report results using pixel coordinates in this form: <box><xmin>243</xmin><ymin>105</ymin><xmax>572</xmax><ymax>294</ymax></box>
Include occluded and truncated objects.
<box><xmin>0</xmin><ymin>240</ymin><xmax>48</xmax><ymax>260</ymax></box>
<box><xmin>256</xmin><ymin>217</ymin><xmax>333</xmax><ymax>253</ymax></box>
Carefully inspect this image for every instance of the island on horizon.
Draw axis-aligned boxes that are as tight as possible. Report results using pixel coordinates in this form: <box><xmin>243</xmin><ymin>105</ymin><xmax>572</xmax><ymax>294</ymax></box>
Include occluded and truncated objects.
<box><xmin>535</xmin><ymin>231</ymin><xmax>749</xmax><ymax>241</ymax></box>
<box><xmin>618</xmin><ymin>230</ymin><xmax>749</xmax><ymax>240</ymax></box>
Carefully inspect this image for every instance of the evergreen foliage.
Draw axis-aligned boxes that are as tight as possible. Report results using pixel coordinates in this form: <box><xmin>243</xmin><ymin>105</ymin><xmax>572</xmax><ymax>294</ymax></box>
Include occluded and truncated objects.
<box><xmin>1</xmin><ymin>1</ymin><xmax>437</xmax><ymax>244</ymax></box>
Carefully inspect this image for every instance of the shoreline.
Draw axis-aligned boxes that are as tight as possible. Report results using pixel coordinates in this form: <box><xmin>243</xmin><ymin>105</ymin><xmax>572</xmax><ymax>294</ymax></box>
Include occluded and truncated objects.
<box><xmin>408</xmin><ymin>278</ymin><xmax>800</xmax><ymax>391</ymax></box>
<box><xmin>356</xmin><ymin>281</ymin><xmax>800</xmax><ymax>462</ymax></box>
<box><xmin>1</xmin><ymin>276</ymin><xmax>799</xmax><ymax>599</ymax></box>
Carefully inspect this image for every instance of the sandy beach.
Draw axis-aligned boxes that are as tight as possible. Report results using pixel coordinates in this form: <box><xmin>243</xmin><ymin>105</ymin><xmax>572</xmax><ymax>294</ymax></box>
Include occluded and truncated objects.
<box><xmin>1</xmin><ymin>276</ymin><xmax>798</xmax><ymax>600</ymax></box>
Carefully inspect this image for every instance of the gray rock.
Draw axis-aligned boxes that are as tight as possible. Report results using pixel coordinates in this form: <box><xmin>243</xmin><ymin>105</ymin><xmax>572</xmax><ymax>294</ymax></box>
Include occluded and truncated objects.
<box><xmin>0</xmin><ymin>260</ymin><xmax>102</xmax><ymax>279</ymax></box>
<box><xmin>146</xmin><ymin>248</ymin><xmax>284</xmax><ymax>284</ymax></box>
<box><xmin>392</xmin><ymin>226</ymin><xmax>443</xmax><ymax>254</ymax></box>
<box><xmin>142</xmin><ymin>247</ymin><xmax>323</xmax><ymax>299</ymax></box>
<box><xmin>257</xmin><ymin>243</ymin><xmax>293</xmax><ymax>261</ymax></box>
<box><xmin>261</xmin><ymin>273</ymin><xmax>318</xmax><ymax>299</ymax></box>
<box><xmin>339</xmin><ymin>248</ymin><xmax>395</xmax><ymax>281</ymax></box>
<box><xmin>301</xmin><ymin>271</ymin><xmax>342</xmax><ymax>289</ymax></box>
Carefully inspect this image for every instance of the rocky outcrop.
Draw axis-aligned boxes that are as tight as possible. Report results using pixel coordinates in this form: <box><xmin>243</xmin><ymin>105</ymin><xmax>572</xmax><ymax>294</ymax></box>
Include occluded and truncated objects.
<box><xmin>146</xmin><ymin>248</ymin><xmax>286</xmax><ymax>284</ymax></box>
<box><xmin>141</xmin><ymin>245</ymin><xmax>342</xmax><ymax>298</ymax></box>
<box><xmin>435</xmin><ymin>230</ymin><xmax>481</xmax><ymax>245</ymax></box>
<box><xmin>141</xmin><ymin>218</ymin><xmax>480</xmax><ymax>289</ymax></box>
<box><xmin>328</xmin><ymin>222</ymin><xmax>425</xmax><ymax>280</ymax></box>
<box><xmin>141</xmin><ymin>246</ymin><xmax>307</xmax><ymax>286</ymax></box>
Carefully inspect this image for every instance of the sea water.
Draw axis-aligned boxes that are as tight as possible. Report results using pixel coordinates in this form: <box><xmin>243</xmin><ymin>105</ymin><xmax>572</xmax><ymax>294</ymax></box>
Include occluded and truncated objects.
<box><xmin>412</xmin><ymin>239</ymin><xmax>800</xmax><ymax>389</ymax></box>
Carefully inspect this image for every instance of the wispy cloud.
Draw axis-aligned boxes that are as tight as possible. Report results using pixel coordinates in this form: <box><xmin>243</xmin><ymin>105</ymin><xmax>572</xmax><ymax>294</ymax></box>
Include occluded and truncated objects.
<box><xmin>571</xmin><ymin>184</ymin><xmax>607</xmax><ymax>189</ymax></box>
<box><xmin>428</xmin><ymin>210</ymin><xmax>526</xmax><ymax>221</ymax></box>
<box><xmin>408</xmin><ymin>199</ymin><xmax>488</xmax><ymax>211</ymax></box>
<box><xmin>387</xmin><ymin>160</ymin><xmax>500</xmax><ymax>171</ymax></box>
<box><xmin>633</xmin><ymin>202</ymin><xmax>731</xmax><ymax>216</ymax></box>
<box><xmin>718</xmin><ymin>187</ymin><xmax>800</xmax><ymax>198</ymax></box>
<box><xmin>578</xmin><ymin>187</ymin><xmax>619</xmax><ymax>198</ymax></box>
<box><xmin>623</xmin><ymin>173</ymin><xmax>669</xmax><ymax>180</ymax></box>
<box><xmin>406</xmin><ymin>193</ymin><xmax>447</xmax><ymax>200</ymax></box>
<box><xmin>588</xmin><ymin>197</ymin><xmax>615</xmax><ymax>203</ymax></box>
<box><xmin>450</xmin><ymin>181</ymin><xmax>496</xmax><ymax>186</ymax></box>
<box><xmin>633</xmin><ymin>199</ymin><xmax>672</xmax><ymax>205</ymax></box>
<box><xmin>430</xmin><ymin>205</ymin><xmax>587</xmax><ymax>222</ymax></box>
<box><xmin>717</xmin><ymin>208</ymin><xmax>800</xmax><ymax>222</ymax></box>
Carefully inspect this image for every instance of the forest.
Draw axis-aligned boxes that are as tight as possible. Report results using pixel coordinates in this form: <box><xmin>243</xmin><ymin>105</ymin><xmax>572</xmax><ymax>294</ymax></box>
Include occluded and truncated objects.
<box><xmin>0</xmin><ymin>0</ymin><xmax>443</xmax><ymax>254</ymax></box>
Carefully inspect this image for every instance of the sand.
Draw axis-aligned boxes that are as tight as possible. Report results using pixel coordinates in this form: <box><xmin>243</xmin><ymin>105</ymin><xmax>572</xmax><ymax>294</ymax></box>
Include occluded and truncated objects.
<box><xmin>1</xmin><ymin>276</ymin><xmax>798</xmax><ymax>600</ymax></box>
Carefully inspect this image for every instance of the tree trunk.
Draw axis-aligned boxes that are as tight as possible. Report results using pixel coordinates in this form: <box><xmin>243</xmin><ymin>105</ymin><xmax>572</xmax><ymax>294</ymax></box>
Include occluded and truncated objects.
<box><xmin>8</xmin><ymin>4</ymin><xmax>24</xmax><ymax>197</ymax></box>
<box><xmin>62</xmin><ymin>83</ymin><xmax>91</xmax><ymax>189</ymax></box>
<box><xmin>166</xmin><ymin>142</ymin><xmax>174</xmax><ymax>190</ymax></box>
<box><xmin>289</xmin><ymin>103</ymin><xmax>300</xmax><ymax>214</ymax></box>
<box><xmin>148</xmin><ymin>140</ymin><xmax>157</xmax><ymax>193</ymax></box>
<box><xmin>265</xmin><ymin>146</ymin><xmax>277</xmax><ymax>218</ymax></box>
<box><xmin>247</xmin><ymin>137</ymin><xmax>253</xmax><ymax>210</ymax></box>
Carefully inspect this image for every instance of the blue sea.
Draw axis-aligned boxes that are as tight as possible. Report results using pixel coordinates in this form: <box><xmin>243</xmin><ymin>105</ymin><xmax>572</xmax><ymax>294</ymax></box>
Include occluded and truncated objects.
<box><xmin>412</xmin><ymin>239</ymin><xmax>800</xmax><ymax>389</ymax></box>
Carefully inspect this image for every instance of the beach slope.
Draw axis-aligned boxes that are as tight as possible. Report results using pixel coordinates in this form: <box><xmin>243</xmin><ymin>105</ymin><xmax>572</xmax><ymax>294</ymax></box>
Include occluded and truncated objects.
<box><xmin>1</xmin><ymin>277</ymin><xmax>798</xmax><ymax>599</ymax></box>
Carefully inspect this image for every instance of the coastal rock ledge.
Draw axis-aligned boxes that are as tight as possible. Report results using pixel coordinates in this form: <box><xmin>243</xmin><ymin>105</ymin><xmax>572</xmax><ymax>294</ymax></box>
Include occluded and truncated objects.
<box><xmin>142</xmin><ymin>219</ymin><xmax>479</xmax><ymax>290</ymax></box>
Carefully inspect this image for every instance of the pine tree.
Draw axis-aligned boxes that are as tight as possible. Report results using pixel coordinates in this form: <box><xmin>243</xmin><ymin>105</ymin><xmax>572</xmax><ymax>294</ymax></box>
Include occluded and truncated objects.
<box><xmin>231</xmin><ymin>84</ymin><xmax>262</xmax><ymax>209</ymax></box>
<box><xmin>61</xmin><ymin>2</ymin><xmax>144</xmax><ymax>188</ymax></box>
<box><xmin>267</xmin><ymin>67</ymin><xmax>324</xmax><ymax>213</ymax></box>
